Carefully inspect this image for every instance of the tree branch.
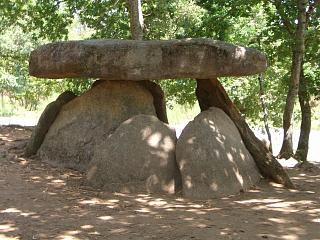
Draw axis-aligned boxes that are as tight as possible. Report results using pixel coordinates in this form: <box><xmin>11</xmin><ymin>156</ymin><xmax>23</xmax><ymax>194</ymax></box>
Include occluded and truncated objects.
<box><xmin>273</xmin><ymin>0</ymin><xmax>295</xmax><ymax>36</ymax></box>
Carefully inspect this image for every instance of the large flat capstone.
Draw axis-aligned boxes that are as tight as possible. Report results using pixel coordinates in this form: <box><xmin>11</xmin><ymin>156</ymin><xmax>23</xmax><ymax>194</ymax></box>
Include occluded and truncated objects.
<box><xmin>29</xmin><ymin>39</ymin><xmax>267</xmax><ymax>80</ymax></box>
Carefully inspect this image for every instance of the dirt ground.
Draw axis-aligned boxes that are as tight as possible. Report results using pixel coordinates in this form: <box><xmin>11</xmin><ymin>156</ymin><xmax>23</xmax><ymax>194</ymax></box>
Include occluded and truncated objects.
<box><xmin>0</xmin><ymin>126</ymin><xmax>319</xmax><ymax>240</ymax></box>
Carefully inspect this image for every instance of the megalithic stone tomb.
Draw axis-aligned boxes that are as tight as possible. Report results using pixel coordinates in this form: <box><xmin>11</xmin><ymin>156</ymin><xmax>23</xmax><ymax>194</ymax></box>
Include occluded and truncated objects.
<box><xmin>27</xmin><ymin>38</ymin><xmax>293</xmax><ymax>198</ymax></box>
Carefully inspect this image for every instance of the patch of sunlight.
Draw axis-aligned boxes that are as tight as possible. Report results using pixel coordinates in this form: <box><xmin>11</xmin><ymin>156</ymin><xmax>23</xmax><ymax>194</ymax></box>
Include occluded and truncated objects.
<box><xmin>187</xmin><ymin>137</ymin><xmax>196</xmax><ymax>144</ymax></box>
<box><xmin>31</xmin><ymin>176</ymin><xmax>42</xmax><ymax>180</ymax></box>
<box><xmin>57</xmin><ymin>231</ymin><xmax>81</xmax><ymax>240</ymax></box>
<box><xmin>312</xmin><ymin>218</ymin><xmax>320</xmax><ymax>223</ymax></box>
<box><xmin>186</xmin><ymin>209</ymin><xmax>206</xmax><ymax>214</ymax></box>
<box><xmin>179</xmin><ymin>159</ymin><xmax>187</xmax><ymax>171</ymax></box>
<box><xmin>79</xmin><ymin>199</ymin><xmax>99</xmax><ymax>205</ymax></box>
<box><xmin>269</xmin><ymin>182</ymin><xmax>285</xmax><ymax>188</ymax></box>
<box><xmin>267</xmin><ymin>201</ymin><xmax>297</xmax><ymax>208</ymax></box>
<box><xmin>51</xmin><ymin>179</ymin><xmax>65</xmax><ymax>183</ymax></box>
<box><xmin>226</xmin><ymin>153</ymin><xmax>234</xmax><ymax>163</ymax></box>
<box><xmin>188</xmin><ymin>204</ymin><xmax>203</xmax><ymax>208</ymax></box>
<box><xmin>141</xmin><ymin>127</ymin><xmax>152</xmax><ymax>140</ymax></box>
<box><xmin>234</xmin><ymin>170</ymin><xmax>244</xmax><ymax>186</ymax></box>
<box><xmin>79</xmin><ymin>198</ymin><xmax>119</xmax><ymax>206</ymax></box>
<box><xmin>219</xmin><ymin>228</ymin><xmax>231</xmax><ymax>236</ymax></box>
<box><xmin>98</xmin><ymin>216</ymin><xmax>113</xmax><ymax>221</ymax></box>
<box><xmin>148</xmin><ymin>199</ymin><xmax>168</xmax><ymax>207</ymax></box>
<box><xmin>17</xmin><ymin>158</ymin><xmax>28</xmax><ymax>165</ymax></box>
<box><xmin>288</xmin><ymin>189</ymin><xmax>299</xmax><ymax>193</ymax></box>
<box><xmin>1</xmin><ymin>208</ymin><xmax>21</xmax><ymax>213</ymax></box>
<box><xmin>0</xmin><ymin>234</ymin><xmax>19</xmax><ymax>240</ymax></box>
<box><xmin>147</xmin><ymin>132</ymin><xmax>162</xmax><ymax>148</ymax></box>
<box><xmin>109</xmin><ymin>228</ymin><xmax>127</xmax><ymax>234</ymax></box>
<box><xmin>161</xmin><ymin>136</ymin><xmax>175</xmax><ymax>152</ymax></box>
<box><xmin>135</xmin><ymin>197</ymin><xmax>148</xmax><ymax>203</ymax></box>
<box><xmin>165</xmin><ymin>204</ymin><xmax>186</xmax><ymax>209</ymax></box>
<box><xmin>196</xmin><ymin>223</ymin><xmax>208</xmax><ymax>228</ymax></box>
<box><xmin>57</xmin><ymin>236</ymin><xmax>81</xmax><ymax>240</ymax></box>
<box><xmin>80</xmin><ymin>225</ymin><xmax>94</xmax><ymax>229</ymax></box>
<box><xmin>210</xmin><ymin>182</ymin><xmax>218</xmax><ymax>191</ymax></box>
<box><xmin>281</xmin><ymin>235</ymin><xmax>299</xmax><ymax>240</ymax></box>
<box><xmin>48</xmin><ymin>179</ymin><xmax>66</xmax><ymax>187</ymax></box>
<box><xmin>235</xmin><ymin>198</ymin><xmax>282</xmax><ymax>204</ymax></box>
<box><xmin>47</xmin><ymin>192</ymin><xmax>58</xmax><ymax>195</ymax></box>
<box><xmin>185</xmin><ymin>176</ymin><xmax>192</xmax><ymax>189</ymax></box>
<box><xmin>0</xmin><ymin>223</ymin><xmax>16</xmax><ymax>233</ymax></box>
<box><xmin>135</xmin><ymin>208</ymin><xmax>151</xmax><ymax>213</ymax></box>
<box><xmin>183</xmin><ymin>217</ymin><xmax>195</xmax><ymax>221</ymax></box>
<box><xmin>253</xmin><ymin>204</ymin><xmax>300</xmax><ymax>213</ymax></box>
<box><xmin>234</xmin><ymin>46</ymin><xmax>246</xmax><ymax>59</ymax></box>
<box><xmin>137</xmin><ymin>194</ymin><xmax>152</xmax><ymax>198</ymax></box>
<box><xmin>268</xmin><ymin>218</ymin><xmax>291</xmax><ymax>224</ymax></box>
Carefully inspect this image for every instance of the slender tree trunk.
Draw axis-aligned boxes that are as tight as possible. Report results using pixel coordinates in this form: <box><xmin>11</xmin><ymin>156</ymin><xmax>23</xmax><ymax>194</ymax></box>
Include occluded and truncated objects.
<box><xmin>294</xmin><ymin>67</ymin><xmax>311</xmax><ymax>162</ymax></box>
<box><xmin>278</xmin><ymin>0</ymin><xmax>307</xmax><ymax>159</ymax></box>
<box><xmin>1</xmin><ymin>92</ymin><xmax>4</xmax><ymax>114</ymax></box>
<box><xmin>127</xmin><ymin>0</ymin><xmax>144</xmax><ymax>40</ymax></box>
<box><xmin>196</xmin><ymin>78</ymin><xmax>294</xmax><ymax>188</ymax></box>
<box><xmin>258</xmin><ymin>73</ymin><xmax>273</xmax><ymax>153</ymax></box>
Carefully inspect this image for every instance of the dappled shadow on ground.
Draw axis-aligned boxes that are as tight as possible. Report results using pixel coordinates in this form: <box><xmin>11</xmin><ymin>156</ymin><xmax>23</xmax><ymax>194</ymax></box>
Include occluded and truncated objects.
<box><xmin>0</xmin><ymin>126</ymin><xmax>319</xmax><ymax>240</ymax></box>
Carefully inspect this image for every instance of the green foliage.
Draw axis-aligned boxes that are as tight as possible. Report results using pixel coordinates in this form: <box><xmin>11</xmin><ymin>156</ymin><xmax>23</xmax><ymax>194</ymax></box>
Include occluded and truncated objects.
<box><xmin>159</xmin><ymin>79</ymin><xmax>197</xmax><ymax>107</ymax></box>
<box><xmin>142</xmin><ymin>0</ymin><xmax>205</xmax><ymax>39</ymax></box>
<box><xmin>70</xmin><ymin>0</ymin><xmax>130</xmax><ymax>39</ymax></box>
<box><xmin>0</xmin><ymin>26</ymin><xmax>56</xmax><ymax>111</ymax></box>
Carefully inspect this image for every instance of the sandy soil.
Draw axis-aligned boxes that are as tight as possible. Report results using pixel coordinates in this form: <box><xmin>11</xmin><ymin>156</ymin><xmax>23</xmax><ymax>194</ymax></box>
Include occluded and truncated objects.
<box><xmin>0</xmin><ymin>126</ymin><xmax>319</xmax><ymax>240</ymax></box>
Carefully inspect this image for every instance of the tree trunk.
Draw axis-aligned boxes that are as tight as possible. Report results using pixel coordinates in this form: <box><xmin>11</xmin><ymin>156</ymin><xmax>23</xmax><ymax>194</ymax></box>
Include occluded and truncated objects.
<box><xmin>294</xmin><ymin>67</ymin><xmax>311</xmax><ymax>162</ymax></box>
<box><xmin>1</xmin><ymin>92</ymin><xmax>4</xmax><ymax>115</ymax></box>
<box><xmin>127</xmin><ymin>0</ymin><xmax>144</xmax><ymax>40</ymax></box>
<box><xmin>278</xmin><ymin>0</ymin><xmax>307</xmax><ymax>159</ymax></box>
<box><xmin>196</xmin><ymin>78</ymin><xmax>294</xmax><ymax>188</ymax></box>
<box><xmin>258</xmin><ymin>73</ymin><xmax>273</xmax><ymax>153</ymax></box>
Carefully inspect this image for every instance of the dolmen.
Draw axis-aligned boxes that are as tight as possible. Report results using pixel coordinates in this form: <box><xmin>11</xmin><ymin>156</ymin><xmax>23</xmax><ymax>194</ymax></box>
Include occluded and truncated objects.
<box><xmin>26</xmin><ymin>38</ymin><xmax>293</xmax><ymax>199</ymax></box>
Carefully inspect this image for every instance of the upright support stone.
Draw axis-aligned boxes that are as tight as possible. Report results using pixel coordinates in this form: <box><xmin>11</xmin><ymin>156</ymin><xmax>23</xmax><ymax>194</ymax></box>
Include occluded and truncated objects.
<box><xmin>138</xmin><ymin>81</ymin><xmax>168</xmax><ymax>124</ymax></box>
<box><xmin>25</xmin><ymin>91</ymin><xmax>77</xmax><ymax>157</ymax></box>
<box><xmin>92</xmin><ymin>80</ymin><xmax>168</xmax><ymax>123</ymax></box>
<box><xmin>195</xmin><ymin>78</ymin><xmax>294</xmax><ymax>188</ymax></box>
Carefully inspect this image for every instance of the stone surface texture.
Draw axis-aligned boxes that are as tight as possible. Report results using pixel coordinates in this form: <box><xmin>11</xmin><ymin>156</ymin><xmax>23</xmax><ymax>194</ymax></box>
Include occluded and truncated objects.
<box><xmin>38</xmin><ymin>81</ymin><xmax>156</xmax><ymax>171</ymax></box>
<box><xmin>87</xmin><ymin>115</ymin><xmax>181</xmax><ymax>194</ymax></box>
<box><xmin>176</xmin><ymin>107</ymin><xmax>261</xmax><ymax>199</ymax></box>
<box><xmin>25</xmin><ymin>91</ymin><xmax>77</xmax><ymax>157</ymax></box>
<box><xmin>30</xmin><ymin>38</ymin><xmax>267</xmax><ymax>80</ymax></box>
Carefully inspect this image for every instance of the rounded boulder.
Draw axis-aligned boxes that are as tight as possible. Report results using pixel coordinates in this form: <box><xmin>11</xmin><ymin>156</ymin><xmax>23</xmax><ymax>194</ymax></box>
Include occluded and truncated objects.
<box><xmin>176</xmin><ymin>107</ymin><xmax>261</xmax><ymax>199</ymax></box>
<box><xmin>87</xmin><ymin>115</ymin><xmax>181</xmax><ymax>194</ymax></box>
